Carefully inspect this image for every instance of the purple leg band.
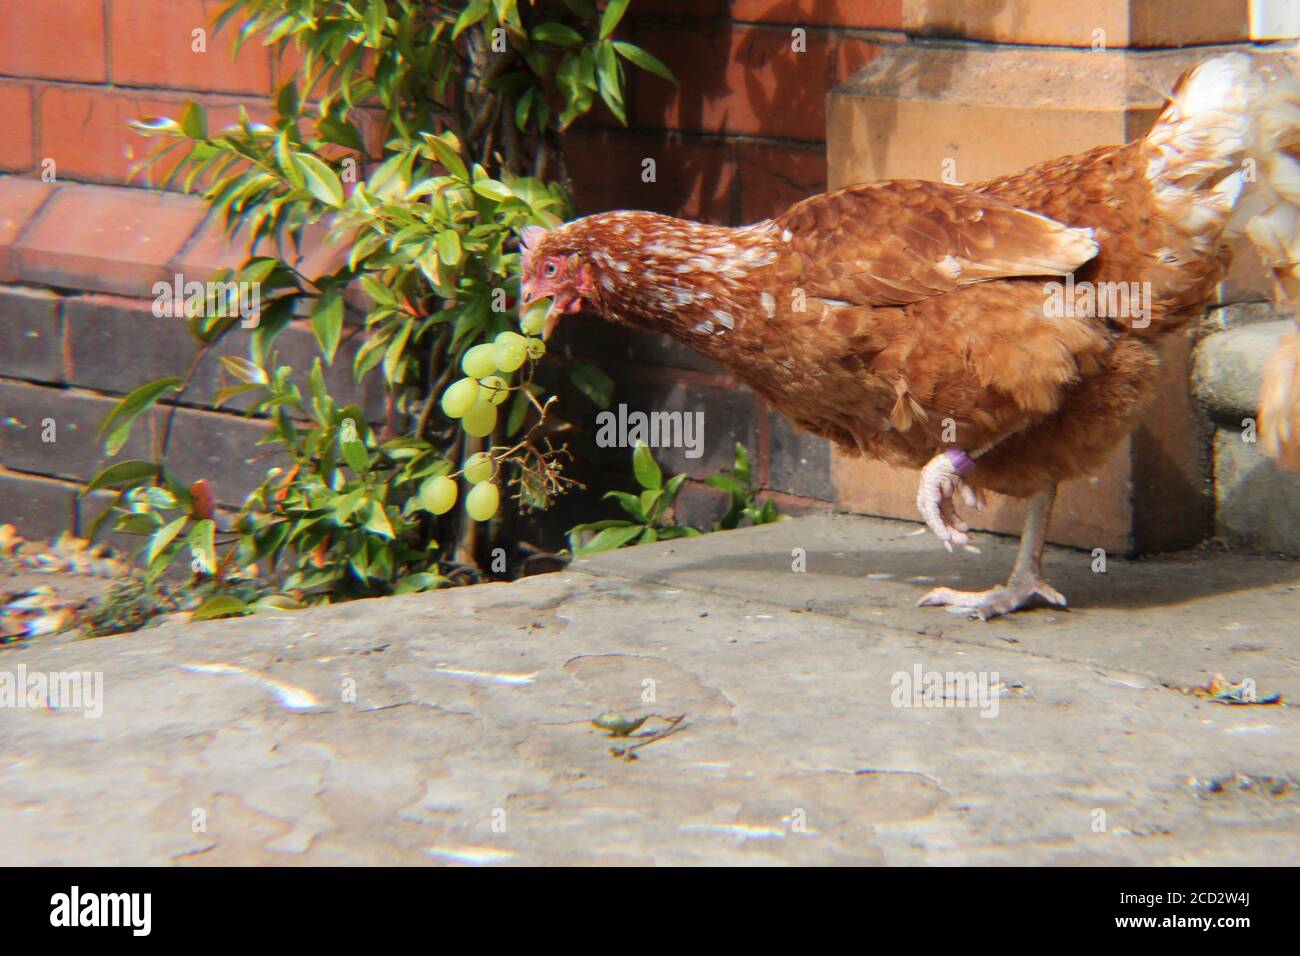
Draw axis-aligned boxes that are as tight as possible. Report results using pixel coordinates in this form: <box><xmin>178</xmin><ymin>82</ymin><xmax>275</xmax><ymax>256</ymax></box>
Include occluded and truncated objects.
<box><xmin>945</xmin><ymin>447</ymin><xmax>975</xmax><ymax>476</ymax></box>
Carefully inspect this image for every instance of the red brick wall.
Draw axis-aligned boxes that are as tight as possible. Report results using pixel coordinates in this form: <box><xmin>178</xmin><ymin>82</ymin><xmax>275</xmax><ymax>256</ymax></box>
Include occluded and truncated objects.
<box><xmin>0</xmin><ymin>0</ymin><xmax>283</xmax><ymax>184</ymax></box>
<box><xmin>567</xmin><ymin>0</ymin><xmax>902</xmax><ymax>226</ymax></box>
<box><xmin>0</xmin><ymin>0</ymin><xmax>899</xmax><ymax>205</ymax></box>
<box><xmin>0</xmin><ymin>0</ymin><xmax>893</xmax><ymax>541</ymax></box>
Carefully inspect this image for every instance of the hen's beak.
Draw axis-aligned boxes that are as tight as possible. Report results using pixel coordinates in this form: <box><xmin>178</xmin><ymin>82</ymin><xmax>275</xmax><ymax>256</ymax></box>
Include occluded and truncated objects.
<box><xmin>520</xmin><ymin>286</ymin><xmax>583</xmax><ymax>341</ymax></box>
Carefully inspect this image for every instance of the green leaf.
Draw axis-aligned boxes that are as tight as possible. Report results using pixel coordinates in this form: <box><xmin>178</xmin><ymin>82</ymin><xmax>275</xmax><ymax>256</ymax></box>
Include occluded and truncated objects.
<box><xmin>179</xmin><ymin>100</ymin><xmax>207</xmax><ymax>140</ymax></box>
<box><xmin>187</xmin><ymin>518</ymin><xmax>216</xmax><ymax>575</ymax></box>
<box><xmin>319</xmin><ymin>115</ymin><xmax>364</xmax><ymax>151</ymax></box>
<box><xmin>533</xmin><ymin>21</ymin><xmax>583</xmax><ymax>46</ymax></box>
<box><xmin>506</xmin><ymin>389</ymin><xmax>530</xmax><ymax>436</ymax></box>
<box><xmin>453</xmin><ymin>0</ymin><xmax>490</xmax><ymax>39</ymax></box>
<box><xmin>363</xmin><ymin>501</ymin><xmax>395</xmax><ymax>539</ymax></box>
<box><xmin>733</xmin><ymin>442</ymin><xmax>752</xmax><ymax>484</ymax></box>
<box><xmin>599</xmin><ymin>0</ymin><xmax>630</xmax><ymax>39</ymax></box>
<box><xmin>364</xmin><ymin>0</ymin><xmax>387</xmax><ymax>45</ymax></box>
<box><xmin>82</xmin><ymin>459</ymin><xmax>162</xmax><ymax>496</ymax></box>
<box><xmin>603</xmin><ymin>490</ymin><xmax>648</xmax><ymax>523</ymax></box>
<box><xmin>612</xmin><ymin>40</ymin><xmax>677</xmax><ymax>85</ymax></box>
<box><xmin>293</xmin><ymin>153</ymin><xmax>345</xmax><ymax>206</ymax></box>
<box><xmin>146</xmin><ymin>515</ymin><xmax>189</xmax><ymax>568</ymax></box>
<box><xmin>342</xmin><ymin>440</ymin><xmax>369</xmax><ymax>475</ymax></box>
<box><xmin>424</xmin><ymin>133</ymin><xmax>468</xmax><ymax>181</ymax></box>
<box><xmin>98</xmin><ymin>377</ymin><xmax>181</xmax><ymax>456</ymax></box>
<box><xmin>311</xmin><ymin>289</ymin><xmax>345</xmax><ymax>364</ymax></box>
<box><xmin>191</xmin><ymin>595</ymin><xmax>252</xmax><ymax>621</ymax></box>
<box><xmin>472</xmin><ymin>178</ymin><xmax>512</xmax><ymax>202</ymax></box>
<box><xmin>640</xmin><ymin>488</ymin><xmax>663</xmax><ymax>519</ymax></box>
<box><xmin>569</xmin><ymin>361</ymin><xmax>613</xmax><ymax>409</ymax></box>
<box><xmin>394</xmin><ymin>572</ymin><xmax>448</xmax><ymax>594</ymax></box>
<box><xmin>576</xmin><ymin>523</ymin><xmax>644</xmax><ymax>556</ymax></box>
<box><xmin>632</xmin><ymin>442</ymin><xmax>662</xmax><ymax>491</ymax></box>
<box><xmin>706</xmin><ymin>474</ymin><xmax>744</xmax><ymax>497</ymax></box>
<box><xmin>220</xmin><ymin>355</ymin><xmax>268</xmax><ymax>385</ymax></box>
<box><xmin>596</xmin><ymin>41</ymin><xmax>625</xmax><ymax>123</ymax></box>
<box><xmin>436</xmin><ymin>229</ymin><xmax>462</xmax><ymax>266</ymax></box>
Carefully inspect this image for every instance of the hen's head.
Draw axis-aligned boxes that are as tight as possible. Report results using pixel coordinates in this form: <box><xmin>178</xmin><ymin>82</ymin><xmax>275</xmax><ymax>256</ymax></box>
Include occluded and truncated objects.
<box><xmin>518</xmin><ymin>223</ymin><xmax>599</xmax><ymax>339</ymax></box>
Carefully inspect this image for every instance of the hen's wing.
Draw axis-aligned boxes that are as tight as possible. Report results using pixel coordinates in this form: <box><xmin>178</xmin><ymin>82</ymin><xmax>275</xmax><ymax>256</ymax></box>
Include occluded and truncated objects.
<box><xmin>775</xmin><ymin>180</ymin><xmax>1099</xmax><ymax>307</ymax></box>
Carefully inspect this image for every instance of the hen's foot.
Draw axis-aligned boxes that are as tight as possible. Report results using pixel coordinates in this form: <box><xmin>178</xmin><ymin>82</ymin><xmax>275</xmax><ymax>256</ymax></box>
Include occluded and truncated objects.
<box><xmin>916</xmin><ymin>449</ymin><xmax>983</xmax><ymax>552</ymax></box>
<box><xmin>917</xmin><ymin>576</ymin><xmax>1067</xmax><ymax>621</ymax></box>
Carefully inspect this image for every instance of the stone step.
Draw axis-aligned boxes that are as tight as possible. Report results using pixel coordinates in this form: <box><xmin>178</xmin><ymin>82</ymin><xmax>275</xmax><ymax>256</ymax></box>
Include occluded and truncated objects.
<box><xmin>1191</xmin><ymin>318</ymin><xmax>1292</xmax><ymax>423</ymax></box>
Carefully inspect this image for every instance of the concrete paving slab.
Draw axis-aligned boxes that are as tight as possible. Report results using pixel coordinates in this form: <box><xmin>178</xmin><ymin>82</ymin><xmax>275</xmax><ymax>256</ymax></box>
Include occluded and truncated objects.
<box><xmin>1</xmin><ymin>513</ymin><xmax>1297</xmax><ymax>865</ymax></box>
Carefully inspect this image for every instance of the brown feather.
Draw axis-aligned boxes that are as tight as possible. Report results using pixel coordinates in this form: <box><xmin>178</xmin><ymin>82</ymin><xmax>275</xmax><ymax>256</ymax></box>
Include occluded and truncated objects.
<box><xmin>521</xmin><ymin>55</ymin><xmax>1287</xmax><ymax>502</ymax></box>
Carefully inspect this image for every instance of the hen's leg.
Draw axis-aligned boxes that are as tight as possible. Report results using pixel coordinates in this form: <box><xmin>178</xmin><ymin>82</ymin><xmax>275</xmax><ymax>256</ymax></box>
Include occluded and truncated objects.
<box><xmin>918</xmin><ymin>485</ymin><xmax>1066</xmax><ymax>620</ymax></box>
<box><xmin>916</xmin><ymin>449</ymin><xmax>983</xmax><ymax>552</ymax></box>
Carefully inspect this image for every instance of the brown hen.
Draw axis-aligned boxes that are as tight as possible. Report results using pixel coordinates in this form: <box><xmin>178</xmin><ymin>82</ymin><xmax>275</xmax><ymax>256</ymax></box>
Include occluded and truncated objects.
<box><xmin>521</xmin><ymin>53</ymin><xmax>1297</xmax><ymax>618</ymax></box>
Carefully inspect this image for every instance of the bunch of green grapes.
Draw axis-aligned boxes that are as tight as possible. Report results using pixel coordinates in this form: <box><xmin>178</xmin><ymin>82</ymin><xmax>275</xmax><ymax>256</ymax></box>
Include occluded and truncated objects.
<box><xmin>425</xmin><ymin>306</ymin><xmax>548</xmax><ymax>522</ymax></box>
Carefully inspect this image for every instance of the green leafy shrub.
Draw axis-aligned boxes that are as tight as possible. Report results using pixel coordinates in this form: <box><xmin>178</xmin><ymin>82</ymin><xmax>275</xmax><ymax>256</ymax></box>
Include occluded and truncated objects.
<box><xmin>84</xmin><ymin>0</ymin><xmax>675</xmax><ymax>615</ymax></box>
<box><xmin>567</xmin><ymin>443</ymin><xmax>784</xmax><ymax>556</ymax></box>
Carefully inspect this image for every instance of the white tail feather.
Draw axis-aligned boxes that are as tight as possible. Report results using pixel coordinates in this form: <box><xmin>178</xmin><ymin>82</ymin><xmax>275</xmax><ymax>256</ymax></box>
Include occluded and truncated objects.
<box><xmin>1145</xmin><ymin>53</ymin><xmax>1264</xmax><ymax>253</ymax></box>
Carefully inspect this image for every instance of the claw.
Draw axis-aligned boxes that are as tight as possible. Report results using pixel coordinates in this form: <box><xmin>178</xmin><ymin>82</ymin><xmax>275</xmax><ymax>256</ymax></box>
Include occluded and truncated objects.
<box><xmin>916</xmin><ymin>451</ymin><xmax>979</xmax><ymax>552</ymax></box>
<box><xmin>918</xmin><ymin>577</ymin><xmax>1068</xmax><ymax>621</ymax></box>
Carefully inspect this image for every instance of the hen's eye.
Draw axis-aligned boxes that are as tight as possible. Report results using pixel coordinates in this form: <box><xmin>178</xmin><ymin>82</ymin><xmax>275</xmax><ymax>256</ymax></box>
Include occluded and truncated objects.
<box><xmin>543</xmin><ymin>262</ymin><xmax>558</xmax><ymax>277</ymax></box>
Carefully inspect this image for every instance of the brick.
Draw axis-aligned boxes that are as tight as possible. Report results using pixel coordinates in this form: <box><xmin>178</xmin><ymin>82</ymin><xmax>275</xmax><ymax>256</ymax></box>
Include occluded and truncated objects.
<box><xmin>630</xmin><ymin>0</ymin><xmax>730</xmax><ymax>17</ymax></box>
<box><xmin>63</xmin><ymin>294</ymin><xmax>199</xmax><ymax>394</ymax></box>
<box><xmin>62</xmin><ymin>294</ymin><xmax>384</xmax><ymax>423</ymax></box>
<box><xmin>0</xmin><ymin>379</ymin><xmax>155</xmax><ymax>482</ymax></box>
<box><xmin>1213</xmin><ymin>428</ymin><xmax>1300</xmax><ymax>555</ymax></box>
<box><xmin>163</xmin><ymin>405</ymin><xmax>286</xmax><ymax>507</ymax></box>
<box><xmin>174</xmin><ymin>214</ymin><xmax>351</xmax><ymax>283</ymax></box>
<box><xmin>36</xmin><ymin>85</ymin><xmax>270</xmax><ymax>187</ymax></box>
<box><xmin>832</xmin><ymin>33</ymin><xmax>888</xmax><ymax>83</ymax></box>
<box><xmin>0</xmin><ymin>82</ymin><xmax>35</xmax><ymax>172</ymax></box>
<box><xmin>731</xmin><ymin>0</ymin><xmax>904</xmax><ymax>29</ymax></box>
<box><xmin>1201</xmin><ymin>301</ymin><xmax>1275</xmax><ymax>335</ymax></box>
<box><xmin>167</xmin><ymin>213</ymin><xmax>258</xmax><ymax>279</ymax></box>
<box><xmin>613</xmin><ymin>367</ymin><xmax>762</xmax><ymax>480</ymax></box>
<box><xmin>0</xmin><ymin>286</ymin><xmax>63</xmax><ymax>384</ymax></box>
<box><xmin>900</xmin><ymin>0</ymin><xmax>1250</xmax><ymax>47</ymax></box>
<box><xmin>734</xmin><ymin>141</ymin><xmax>825</xmax><ymax>223</ymax></box>
<box><xmin>0</xmin><ymin>0</ymin><xmax>107</xmax><ymax>82</ymax></box>
<box><xmin>627</xmin><ymin>22</ymin><xmax>889</xmax><ymax>142</ymax></box>
<box><xmin>15</xmin><ymin>183</ymin><xmax>206</xmax><ymax>297</ymax></box>
<box><xmin>766</xmin><ymin>409</ymin><xmax>835</xmax><ymax>502</ymax></box>
<box><xmin>672</xmin><ymin>478</ymin><xmax>731</xmax><ymax>530</ymax></box>
<box><xmin>270</xmin><ymin>39</ymin><xmax>308</xmax><ymax>91</ymax></box>
<box><xmin>0</xmin><ymin>176</ymin><xmax>58</xmax><ymax>282</ymax></box>
<box><xmin>1192</xmin><ymin>321</ymin><xmax>1289</xmax><ymax>422</ymax></box>
<box><xmin>564</xmin><ymin>129</ymin><xmax>735</xmax><ymax>223</ymax></box>
<box><xmin>0</xmin><ymin>467</ymin><xmax>77</xmax><ymax>541</ymax></box>
<box><xmin>110</xmin><ymin>0</ymin><xmax>272</xmax><ymax>94</ymax></box>
<box><xmin>38</xmin><ymin>85</ymin><xmax>186</xmax><ymax>185</ymax></box>
<box><xmin>632</xmin><ymin>23</ymin><xmax>844</xmax><ymax>141</ymax></box>
<box><xmin>828</xmin><ymin>44</ymin><xmax>1216</xmax><ymax>189</ymax></box>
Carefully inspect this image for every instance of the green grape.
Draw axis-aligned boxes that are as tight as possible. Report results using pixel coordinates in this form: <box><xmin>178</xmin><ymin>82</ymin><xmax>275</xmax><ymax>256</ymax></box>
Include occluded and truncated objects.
<box><xmin>479</xmin><ymin>375</ymin><xmax>510</xmax><ymax>406</ymax></box>
<box><xmin>421</xmin><ymin>475</ymin><xmax>457</xmax><ymax>515</ymax></box>
<box><xmin>464</xmin><ymin>452</ymin><xmax>493</xmax><ymax>484</ymax></box>
<box><xmin>462</xmin><ymin>343</ymin><xmax>498</xmax><ymax>379</ymax></box>
<box><xmin>524</xmin><ymin>336</ymin><xmax>546</xmax><ymax>360</ymax></box>
<box><xmin>440</xmin><ymin>377</ymin><xmax>481</xmax><ymax>418</ymax></box>
<box><xmin>493</xmin><ymin>331</ymin><xmax>528</xmax><ymax>372</ymax></box>
<box><xmin>466</xmin><ymin>480</ymin><xmax>500</xmax><ymax>521</ymax></box>
<box><xmin>461</xmin><ymin>400</ymin><xmax>498</xmax><ymax>437</ymax></box>
<box><xmin>520</xmin><ymin>300</ymin><xmax>548</xmax><ymax>335</ymax></box>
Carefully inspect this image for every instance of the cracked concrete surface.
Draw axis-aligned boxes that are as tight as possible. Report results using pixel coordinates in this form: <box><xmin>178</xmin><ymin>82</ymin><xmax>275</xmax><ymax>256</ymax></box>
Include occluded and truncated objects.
<box><xmin>2</xmin><ymin>513</ymin><xmax>1298</xmax><ymax>865</ymax></box>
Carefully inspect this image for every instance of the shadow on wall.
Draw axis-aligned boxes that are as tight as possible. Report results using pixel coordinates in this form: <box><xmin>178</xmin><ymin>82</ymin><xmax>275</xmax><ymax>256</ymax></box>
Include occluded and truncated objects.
<box><xmin>830</xmin><ymin>0</ymin><xmax>1022</xmax><ymax>185</ymax></box>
